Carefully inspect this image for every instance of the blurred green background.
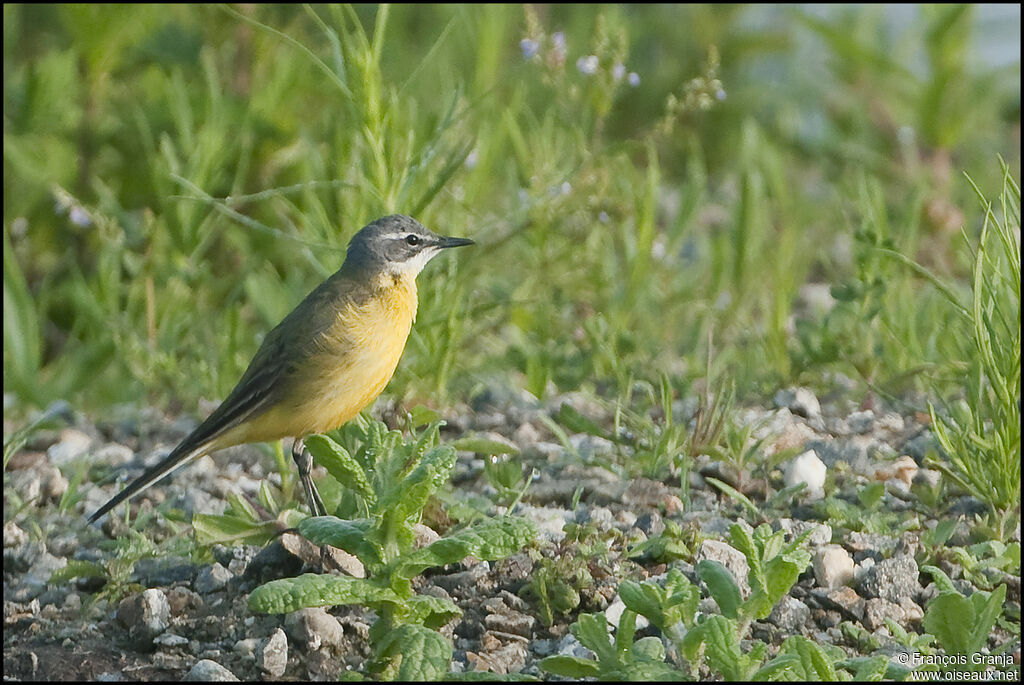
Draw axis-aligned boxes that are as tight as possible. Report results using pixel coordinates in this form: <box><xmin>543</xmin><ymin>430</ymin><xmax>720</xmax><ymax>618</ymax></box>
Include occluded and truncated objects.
<box><xmin>3</xmin><ymin>3</ymin><xmax>1020</xmax><ymax>415</ymax></box>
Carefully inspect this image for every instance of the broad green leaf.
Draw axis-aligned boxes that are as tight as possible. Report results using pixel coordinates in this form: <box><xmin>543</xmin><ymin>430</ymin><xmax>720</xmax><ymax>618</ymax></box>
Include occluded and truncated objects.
<box><xmin>306</xmin><ymin>434</ymin><xmax>376</xmax><ymax>503</ymax></box>
<box><xmin>192</xmin><ymin>514</ymin><xmax>278</xmax><ymax>546</ymax></box>
<box><xmin>921</xmin><ymin>564</ymin><xmax>957</xmax><ymax>593</ymax></box>
<box><xmin>923</xmin><ymin>592</ymin><xmax>975</xmax><ymax>654</ymax></box>
<box><xmin>618</xmin><ymin>580</ymin><xmax>663</xmax><ymax>625</ymax></box>
<box><xmin>386</xmin><ymin>446</ymin><xmax>457</xmax><ymax>523</ymax></box>
<box><xmin>248</xmin><ymin>573</ymin><xmax>400</xmax><ymax>614</ymax></box>
<box><xmin>631</xmin><ymin>636</ymin><xmax>666</xmax><ymax>663</ymax></box>
<box><xmin>751</xmin><ymin>653</ymin><xmax>801</xmax><ymax>680</ymax></box>
<box><xmin>539</xmin><ymin>655</ymin><xmax>602</xmax><ymax>679</ymax></box>
<box><xmin>405</xmin><ymin>593</ymin><xmax>462</xmax><ymax>628</ymax></box>
<box><xmin>571</xmin><ymin>613</ymin><xmax>617</xmax><ymax>667</ymax></box>
<box><xmin>375</xmin><ymin>623</ymin><xmax>452</xmax><ymax>681</ymax></box>
<box><xmin>968</xmin><ymin>584</ymin><xmax>1007</xmax><ymax>655</ymax></box>
<box><xmin>730</xmin><ymin>523</ymin><xmax>767</xmax><ymax>594</ymax></box>
<box><xmin>780</xmin><ymin>635</ymin><xmax>838</xmax><ymax>681</ymax></box>
<box><xmin>613</xmin><ymin>609</ymin><xmax>637</xmax><ymax>658</ymax></box>
<box><xmin>699</xmin><ymin>614</ymin><xmax>758</xmax><ymax>682</ymax></box>
<box><xmin>298</xmin><ymin>516</ymin><xmax>381</xmax><ymax>566</ymax></box>
<box><xmin>397</xmin><ymin>516</ymin><xmax>535</xmax><ymax>578</ymax></box>
<box><xmin>844</xmin><ymin>655</ymin><xmax>890</xmax><ymax>681</ymax></box>
<box><xmin>697</xmin><ymin>559</ymin><xmax>743</xmax><ymax>619</ymax></box>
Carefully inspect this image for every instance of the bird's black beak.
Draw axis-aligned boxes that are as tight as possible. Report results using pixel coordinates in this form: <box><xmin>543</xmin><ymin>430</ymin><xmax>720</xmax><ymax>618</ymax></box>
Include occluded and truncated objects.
<box><xmin>437</xmin><ymin>236</ymin><xmax>475</xmax><ymax>249</ymax></box>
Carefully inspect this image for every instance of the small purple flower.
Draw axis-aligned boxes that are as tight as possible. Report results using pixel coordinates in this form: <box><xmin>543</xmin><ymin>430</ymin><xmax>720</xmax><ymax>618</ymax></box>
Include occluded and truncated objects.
<box><xmin>69</xmin><ymin>205</ymin><xmax>92</xmax><ymax>228</ymax></box>
<box><xmin>520</xmin><ymin>38</ymin><xmax>539</xmax><ymax>59</ymax></box>
<box><xmin>716</xmin><ymin>88</ymin><xmax>727</xmax><ymax>101</ymax></box>
<box><xmin>612</xmin><ymin>63</ymin><xmax>626</xmax><ymax>81</ymax></box>
<box><xmin>576</xmin><ymin>55</ymin><xmax>598</xmax><ymax>75</ymax></box>
<box><xmin>627</xmin><ymin>72</ymin><xmax>640</xmax><ymax>87</ymax></box>
<box><xmin>598</xmin><ymin>211</ymin><xmax>610</xmax><ymax>224</ymax></box>
<box><xmin>560</xmin><ymin>181</ymin><xmax>572</xmax><ymax>195</ymax></box>
<box><xmin>551</xmin><ymin>32</ymin><xmax>566</xmax><ymax>53</ymax></box>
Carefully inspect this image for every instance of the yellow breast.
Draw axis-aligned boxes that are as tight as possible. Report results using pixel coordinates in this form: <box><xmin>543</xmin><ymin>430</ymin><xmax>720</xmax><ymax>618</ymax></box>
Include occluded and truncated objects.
<box><xmin>245</xmin><ymin>273</ymin><xmax>418</xmax><ymax>441</ymax></box>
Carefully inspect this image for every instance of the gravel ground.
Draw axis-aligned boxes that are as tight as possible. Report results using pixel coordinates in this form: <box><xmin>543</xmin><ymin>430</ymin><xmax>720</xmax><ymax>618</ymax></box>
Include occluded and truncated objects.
<box><xmin>3</xmin><ymin>385</ymin><xmax>1020</xmax><ymax>680</ymax></box>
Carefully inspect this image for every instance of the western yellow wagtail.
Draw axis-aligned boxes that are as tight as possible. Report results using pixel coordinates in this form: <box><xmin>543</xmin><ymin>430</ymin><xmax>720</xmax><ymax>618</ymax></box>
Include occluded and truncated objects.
<box><xmin>89</xmin><ymin>215</ymin><xmax>473</xmax><ymax>523</ymax></box>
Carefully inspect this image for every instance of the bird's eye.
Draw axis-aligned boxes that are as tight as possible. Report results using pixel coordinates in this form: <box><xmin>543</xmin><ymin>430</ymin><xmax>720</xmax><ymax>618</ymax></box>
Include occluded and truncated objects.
<box><xmin>405</xmin><ymin>234</ymin><xmax>420</xmax><ymax>246</ymax></box>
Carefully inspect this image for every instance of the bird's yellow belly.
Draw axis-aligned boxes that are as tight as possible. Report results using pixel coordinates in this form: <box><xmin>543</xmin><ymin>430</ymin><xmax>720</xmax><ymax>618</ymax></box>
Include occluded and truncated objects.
<box><xmin>236</xmin><ymin>278</ymin><xmax>417</xmax><ymax>443</ymax></box>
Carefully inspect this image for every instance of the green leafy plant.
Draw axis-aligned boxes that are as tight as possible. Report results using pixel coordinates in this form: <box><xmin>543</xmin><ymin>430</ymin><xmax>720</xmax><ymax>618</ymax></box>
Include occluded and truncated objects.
<box><xmin>921</xmin><ymin>565</ymin><xmax>1013</xmax><ymax>674</ymax></box>
<box><xmin>246</xmin><ymin>418</ymin><xmax>536</xmax><ymax>679</ymax></box>
<box><xmin>542</xmin><ymin>535</ymin><xmax>885</xmax><ymax>682</ymax></box>
<box><xmin>920</xmin><ymin>165</ymin><xmax>1019</xmax><ymax>539</ymax></box>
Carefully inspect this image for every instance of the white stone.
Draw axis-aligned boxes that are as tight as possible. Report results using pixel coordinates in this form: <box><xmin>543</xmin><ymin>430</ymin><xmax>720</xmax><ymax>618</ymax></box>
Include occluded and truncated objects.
<box><xmin>784</xmin><ymin>450</ymin><xmax>827</xmax><ymax>499</ymax></box>
<box><xmin>813</xmin><ymin>545</ymin><xmax>855</xmax><ymax>589</ymax></box>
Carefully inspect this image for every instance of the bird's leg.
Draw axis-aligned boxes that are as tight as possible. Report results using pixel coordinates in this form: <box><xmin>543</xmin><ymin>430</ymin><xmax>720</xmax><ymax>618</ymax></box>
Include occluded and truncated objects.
<box><xmin>291</xmin><ymin>438</ymin><xmax>327</xmax><ymax>517</ymax></box>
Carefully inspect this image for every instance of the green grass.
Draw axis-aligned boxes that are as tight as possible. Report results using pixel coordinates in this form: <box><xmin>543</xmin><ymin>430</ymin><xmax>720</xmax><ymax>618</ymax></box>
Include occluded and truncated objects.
<box><xmin>3</xmin><ymin>5</ymin><xmax>1020</xmax><ymax>528</ymax></box>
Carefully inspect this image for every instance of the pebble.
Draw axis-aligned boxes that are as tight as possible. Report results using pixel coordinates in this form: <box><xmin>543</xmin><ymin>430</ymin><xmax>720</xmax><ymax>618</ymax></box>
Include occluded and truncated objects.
<box><xmin>184</xmin><ymin>659</ymin><xmax>239</xmax><ymax>681</ymax></box>
<box><xmin>773</xmin><ymin>387</ymin><xmax>822</xmax><ymax>421</ymax></box>
<box><xmin>813</xmin><ymin>545</ymin><xmax>855</xmax><ymax>589</ymax></box>
<box><xmin>812</xmin><ymin>586</ymin><xmax>865</xmax><ymax>622</ymax></box>
<box><xmin>194</xmin><ymin>563</ymin><xmax>232</xmax><ymax>594</ymax></box>
<box><xmin>516</xmin><ymin>505</ymin><xmax>570</xmax><ymax>542</ymax></box>
<box><xmin>784</xmin><ymin>450</ymin><xmax>827</xmax><ymax>500</ymax></box>
<box><xmin>863</xmin><ymin>598</ymin><xmax>906</xmax><ymax>631</ymax></box>
<box><xmin>484</xmin><ymin>612</ymin><xmax>536</xmax><ymax>638</ymax></box>
<box><xmin>634</xmin><ymin>511</ymin><xmax>664</xmax><ymax>537</ymax></box>
<box><xmin>3</xmin><ymin>521</ymin><xmax>28</xmax><ymax>548</ymax></box>
<box><xmin>768</xmin><ymin>596</ymin><xmax>811</xmax><ymax>633</ymax></box>
<box><xmin>284</xmin><ymin>607</ymin><xmax>345</xmax><ymax>652</ymax></box>
<box><xmin>117</xmin><ymin>589</ymin><xmax>171</xmax><ymax>647</ymax></box>
<box><xmin>154</xmin><ymin>632</ymin><xmax>189</xmax><ymax>648</ymax></box>
<box><xmin>847</xmin><ymin>410</ymin><xmax>875</xmax><ymax>434</ymax></box>
<box><xmin>856</xmin><ymin>555</ymin><xmax>920</xmax><ymax>604</ymax></box>
<box><xmin>776</xmin><ymin>519</ymin><xmax>831</xmax><ymax>545</ymax></box>
<box><xmin>47</xmin><ymin>428</ymin><xmax>92</xmax><ymax>466</ymax></box>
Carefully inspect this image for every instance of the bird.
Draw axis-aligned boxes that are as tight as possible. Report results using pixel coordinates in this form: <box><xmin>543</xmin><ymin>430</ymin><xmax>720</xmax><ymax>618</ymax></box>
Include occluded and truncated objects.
<box><xmin>89</xmin><ymin>214</ymin><xmax>473</xmax><ymax>523</ymax></box>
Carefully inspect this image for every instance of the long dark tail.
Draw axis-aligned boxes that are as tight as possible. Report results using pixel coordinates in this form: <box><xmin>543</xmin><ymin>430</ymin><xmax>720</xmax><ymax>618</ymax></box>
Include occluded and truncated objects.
<box><xmin>87</xmin><ymin>439</ymin><xmax>211</xmax><ymax>523</ymax></box>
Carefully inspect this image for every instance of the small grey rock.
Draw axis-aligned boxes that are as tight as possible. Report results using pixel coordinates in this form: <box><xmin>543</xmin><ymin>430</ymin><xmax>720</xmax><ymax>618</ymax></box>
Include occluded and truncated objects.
<box><xmin>812</xmin><ymin>586</ymin><xmax>865</xmax><ymax>622</ymax></box>
<box><xmin>846</xmin><ymin>410</ymin><xmax>875</xmax><ymax>434</ymax></box>
<box><xmin>863</xmin><ymin>598</ymin><xmax>906</xmax><ymax>631</ymax></box>
<box><xmin>285</xmin><ymin>607</ymin><xmax>345</xmax><ymax>652</ymax></box>
<box><xmin>184</xmin><ymin>659</ymin><xmax>239</xmax><ymax>681</ymax></box>
<box><xmin>154</xmin><ymin>632</ymin><xmax>189</xmax><ymax>648</ymax></box>
<box><xmin>856</xmin><ymin>555</ymin><xmax>920</xmax><ymax>604</ymax></box>
<box><xmin>3</xmin><ymin>521</ymin><xmax>28</xmax><ymax>548</ymax></box>
<box><xmin>258</xmin><ymin>627</ymin><xmax>288</xmax><ymax>676</ymax></box>
<box><xmin>484</xmin><ymin>612</ymin><xmax>536</xmax><ymax>638</ymax></box>
<box><xmin>117</xmin><ymin>589</ymin><xmax>171</xmax><ymax>648</ymax></box>
<box><xmin>846</xmin><ymin>531</ymin><xmax>898</xmax><ymax>556</ymax></box>
<box><xmin>47</xmin><ymin>428</ymin><xmax>92</xmax><ymax>466</ymax></box>
<box><xmin>634</xmin><ymin>511</ymin><xmax>664</xmax><ymax>537</ymax></box>
<box><xmin>777</xmin><ymin>519</ymin><xmax>832</xmax><ymax>546</ymax></box>
<box><xmin>768</xmin><ymin>596</ymin><xmax>810</xmax><ymax>633</ymax></box>
<box><xmin>195</xmin><ymin>563</ymin><xmax>232</xmax><ymax>594</ymax></box>
<box><xmin>774</xmin><ymin>387</ymin><xmax>821</xmax><ymax>421</ymax></box>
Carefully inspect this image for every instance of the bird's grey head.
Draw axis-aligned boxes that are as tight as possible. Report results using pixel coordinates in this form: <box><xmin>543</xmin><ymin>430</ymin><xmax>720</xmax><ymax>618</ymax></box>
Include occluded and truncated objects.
<box><xmin>344</xmin><ymin>215</ymin><xmax>473</xmax><ymax>278</ymax></box>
